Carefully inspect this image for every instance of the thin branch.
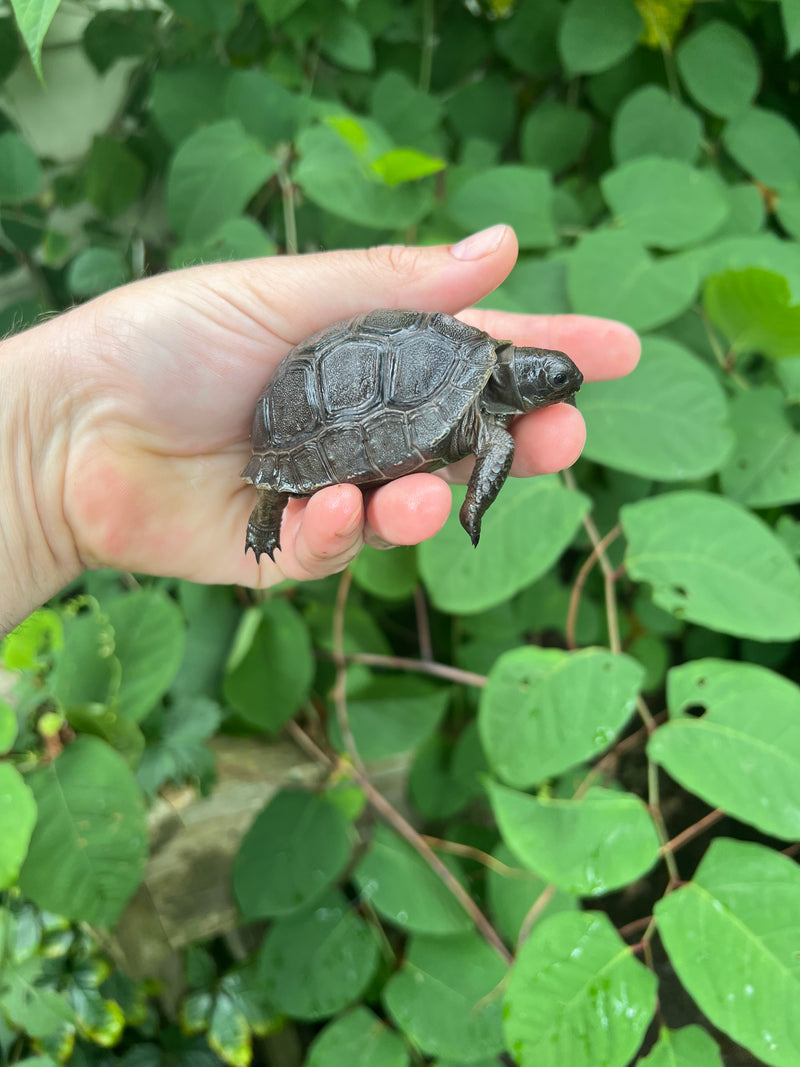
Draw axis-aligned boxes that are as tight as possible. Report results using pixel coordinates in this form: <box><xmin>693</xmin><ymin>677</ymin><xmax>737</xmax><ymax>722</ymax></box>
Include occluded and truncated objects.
<box><xmin>566</xmin><ymin>523</ymin><xmax>622</xmax><ymax>650</ymax></box>
<box><xmin>517</xmin><ymin>884</ymin><xmax>558</xmax><ymax>947</ymax></box>
<box><xmin>660</xmin><ymin>807</ymin><xmax>725</xmax><ymax>857</ymax></box>
<box><xmin>422</xmin><ymin>835</ymin><xmax>527</xmax><ymax>878</ymax></box>
<box><xmin>321</xmin><ymin>650</ymin><xmax>487</xmax><ymax>688</ymax></box>
<box><xmin>331</xmin><ymin>568</ymin><xmax>365</xmax><ymax>773</ymax></box>
<box><xmin>648</xmin><ymin>760</ymin><xmax>681</xmax><ymax>887</ymax></box>
<box><xmin>414</xmin><ymin>585</ymin><xmax>434</xmax><ymax>661</ymax></box>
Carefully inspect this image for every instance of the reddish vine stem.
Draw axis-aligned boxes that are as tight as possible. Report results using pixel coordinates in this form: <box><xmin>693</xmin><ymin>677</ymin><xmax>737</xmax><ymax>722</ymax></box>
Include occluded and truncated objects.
<box><xmin>285</xmin><ymin>720</ymin><xmax>512</xmax><ymax>963</ymax></box>
<box><xmin>661</xmin><ymin>807</ymin><xmax>725</xmax><ymax>857</ymax></box>
<box><xmin>517</xmin><ymin>884</ymin><xmax>558</xmax><ymax>948</ymax></box>
<box><xmin>322</xmin><ymin>650</ymin><xmax>487</xmax><ymax>689</ymax></box>
<box><xmin>422</xmin><ymin>835</ymin><xmax>526</xmax><ymax>878</ymax></box>
<box><xmin>565</xmin><ymin>523</ymin><xmax>622</xmax><ymax>650</ymax></box>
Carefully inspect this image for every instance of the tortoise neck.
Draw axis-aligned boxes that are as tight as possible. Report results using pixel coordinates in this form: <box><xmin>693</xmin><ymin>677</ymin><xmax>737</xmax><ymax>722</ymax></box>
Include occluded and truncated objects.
<box><xmin>483</xmin><ymin>346</ymin><xmax>526</xmax><ymax>414</ymax></box>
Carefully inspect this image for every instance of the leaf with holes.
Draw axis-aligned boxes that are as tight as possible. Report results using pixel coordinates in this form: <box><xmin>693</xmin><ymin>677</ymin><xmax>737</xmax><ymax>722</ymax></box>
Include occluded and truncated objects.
<box><xmin>720</xmin><ymin>386</ymin><xmax>800</xmax><ymax>506</ymax></box>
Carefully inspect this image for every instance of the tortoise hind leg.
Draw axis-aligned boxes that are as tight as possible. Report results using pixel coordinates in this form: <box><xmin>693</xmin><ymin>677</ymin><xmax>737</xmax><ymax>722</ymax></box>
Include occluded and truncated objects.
<box><xmin>245</xmin><ymin>488</ymin><xmax>290</xmax><ymax>562</ymax></box>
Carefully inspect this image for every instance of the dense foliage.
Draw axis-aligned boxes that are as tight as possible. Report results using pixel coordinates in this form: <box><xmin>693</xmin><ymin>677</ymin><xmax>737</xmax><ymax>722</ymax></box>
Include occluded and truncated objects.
<box><xmin>2</xmin><ymin>0</ymin><xmax>800</xmax><ymax>1064</ymax></box>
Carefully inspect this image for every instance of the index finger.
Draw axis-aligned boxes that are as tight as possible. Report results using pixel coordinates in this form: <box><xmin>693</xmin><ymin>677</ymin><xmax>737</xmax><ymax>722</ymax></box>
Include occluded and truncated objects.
<box><xmin>457</xmin><ymin>310</ymin><xmax>641</xmax><ymax>382</ymax></box>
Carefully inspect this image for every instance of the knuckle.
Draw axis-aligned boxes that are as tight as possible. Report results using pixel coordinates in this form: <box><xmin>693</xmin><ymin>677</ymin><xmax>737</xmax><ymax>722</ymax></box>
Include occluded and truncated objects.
<box><xmin>367</xmin><ymin>243</ymin><xmax>423</xmax><ymax>279</ymax></box>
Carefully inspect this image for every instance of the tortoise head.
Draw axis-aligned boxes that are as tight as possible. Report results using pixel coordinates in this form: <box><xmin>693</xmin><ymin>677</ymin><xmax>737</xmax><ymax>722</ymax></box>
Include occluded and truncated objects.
<box><xmin>485</xmin><ymin>344</ymin><xmax>583</xmax><ymax>413</ymax></box>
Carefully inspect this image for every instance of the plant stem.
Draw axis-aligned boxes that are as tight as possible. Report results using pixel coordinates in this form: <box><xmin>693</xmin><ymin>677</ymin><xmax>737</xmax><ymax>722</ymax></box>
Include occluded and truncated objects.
<box><xmin>331</xmin><ymin>568</ymin><xmax>364</xmax><ymax>773</ymax></box>
<box><xmin>661</xmin><ymin>807</ymin><xmax>725</xmax><ymax>857</ymax></box>
<box><xmin>321</xmin><ymin>650</ymin><xmax>488</xmax><ymax>688</ymax></box>
<box><xmin>419</xmin><ymin>0</ymin><xmax>435</xmax><ymax>92</ymax></box>
<box><xmin>566</xmin><ymin>523</ymin><xmax>622</xmax><ymax>650</ymax></box>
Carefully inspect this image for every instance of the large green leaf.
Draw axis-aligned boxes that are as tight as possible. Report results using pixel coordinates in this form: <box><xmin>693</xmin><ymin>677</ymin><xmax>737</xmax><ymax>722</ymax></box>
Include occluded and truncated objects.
<box><xmin>720</xmin><ymin>387</ymin><xmax>800</xmax><ymax>506</ymax></box>
<box><xmin>648</xmin><ymin>659</ymin><xmax>800</xmax><ymax>839</ymax></box>
<box><xmin>611</xmin><ymin>85</ymin><xmax>702</xmax><ymax>165</ymax></box>
<box><xmin>487</xmin><ymin>781</ymin><xmax>661</xmax><ymax>896</ymax></box>
<box><xmin>622</xmin><ymin>490</ymin><xmax>800</xmax><ymax>639</ymax></box>
<box><xmin>446</xmin><ymin>166</ymin><xmax>556</xmax><ymax>250</ymax></box>
<box><xmin>85</xmin><ymin>137</ymin><xmax>145</xmax><ymax>219</ymax></box>
<box><xmin>9</xmin><ymin>0</ymin><xmax>61</xmax><ymax>77</ymax></box>
<box><xmin>351</xmin><ymin>545</ymin><xmax>417</xmax><ymax>601</ymax></box>
<box><xmin>353</xmin><ymin>823</ymin><xmax>472</xmax><ymax>935</ymax></box>
<box><xmin>495</xmin><ymin>0</ymin><xmax>561</xmax><ymax>75</ymax></box>
<box><xmin>567</xmin><ymin>230</ymin><xmax>699</xmax><ymax>331</ymax></box>
<box><xmin>656</xmin><ymin>839</ymin><xmax>800</xmax><ymax>1067</ymax></box>
<box><xmin>0</xmin><ymin>764</ymin><xmax>36</xmax><ymax>888</ymax></box>
<box><xmin>558</xmin><ymin>0</ymin><xmax>642</xmax><ymax>75</ymax></box>
<box><xmin>151</xmin><ymin>66</ymin><xmax>230</xmax><ymax>144</ymax></box>
<box><xmin>676</xmin><ymin>20</ymin><xmax>760</xmax><ymax>118</ymax></box>
<box><xmin>504</xmin><ymin>911</ymin><xmax>657</xmax><ymax>1067</ymax></box>
<box><xmin>223</xmin><ymin>599</ymin><xmax>313</xmax><ymax>732</ymax></box>
<box><xmin>307</xmin><ymin>1008</ymin><xmax>409</xmax><ymax>1067</ymax></box>
<box><xmin>225</xmin><ymin>69</ymin><xmax>300</xmax><ymax>148</ymax></box>
<box><xmin>723</xmin><ymin>107</ymin><xmax>800</xmax><ymax>188</ymax></box>
<box><xmin>782</xmin><ymin>0</ymin><xmax>800</xmax><ymax>57</ymax></box>
<box><xmin>418</xmin><ymin>479</ymin><xmax>589</xmax><ymax>615</ymax></box>
<box><xmin>601</xmin><ymin>158</ymin><xmax>728</xmax><ymax>250</ymax></box>
<box><xmin>319</xmin><ymin>13</ymin><xmax>373</xmax><ymax>72</ymax></box>
<box><xmin>233</xmin><ymin>790</ymin><xmax>353</xmax><ymax>920</ymax></box>
<box><xmin>0</xmin><ymin>955</ymin><xmax>73</xmax><ymax>1043</ymax></box>
<box><xmin>49</xmin><ymin>606</ymin><xmax>119</xmax><ymax>713</ymax></box>
<box><xmin>383</xmin><ymin>932</ymin><xmax>506</xmax><ymax>1062</ymax></box>
<box><xmin>135</xmin><ymin>695</ymin><xmax>220</xmax><ymax>796</ymax></box>
<box><xmin>67</xmin><ymin>248</ymin><xmax>129</xmax><ymax>297</ymax></box>
<box><xmin>704</xmin><ymin>268</ymin><xmax>800</xmax><ymax>360</ymax></box>
<box><xmin>519</xmin><ymin>103</ymin><xmax>592</xmax><ymax>175</ymax></box>
<box><xmin>106</xmin><ymin>590</ymin><xmax>185</xmax><ymax>722</ymax></box>
<box><xmin>578</xmin><ymin>336</ymin><xmax>733</xmax><ymax>480</ymax></box>
<box><xmin>167</xmin><ymin>120</ymin><xmax>278</xmax><ymax>242</ymax></box>
<box><xmin>256</xmin><ymin>889</ymin><xmax>379</xmax><ymax>1020</ymax></box>
<box><xmin>330</xmin><ymin>674</ymin><xmax>449</xmax><ymax>761</ymax></box>
<box><xmin>0</xmin><ymin>131</ymin><xmax>42</xmax><ymax>201</ymax></box>
<box><xmin>479</xmin><ymin>646</ymin><xmax>642</xmax><ymax>788</ymax></box>
<box><xmin>18</xmin><ymin>737</ymin><xmax>147</xmax><ymax>926</ymax></box>
<box><xmin>638</xmin><ymin>1026</ymin><xmax>723</xmax><ymax>1067</ymax></box>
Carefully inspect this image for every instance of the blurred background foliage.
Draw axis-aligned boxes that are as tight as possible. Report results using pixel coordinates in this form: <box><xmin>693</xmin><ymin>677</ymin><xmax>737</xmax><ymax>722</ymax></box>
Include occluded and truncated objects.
<box><xmin>2</xmin><ymin>0</ymin><xmax>800</xmax><ymax>1065</ymax></box>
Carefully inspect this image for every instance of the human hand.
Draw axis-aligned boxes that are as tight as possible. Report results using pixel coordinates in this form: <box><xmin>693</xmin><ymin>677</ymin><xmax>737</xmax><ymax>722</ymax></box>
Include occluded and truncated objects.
<box><xmin>1</xmin><ymin>224</ymin><xmax>639</xmax><ymax>629</ymax></box>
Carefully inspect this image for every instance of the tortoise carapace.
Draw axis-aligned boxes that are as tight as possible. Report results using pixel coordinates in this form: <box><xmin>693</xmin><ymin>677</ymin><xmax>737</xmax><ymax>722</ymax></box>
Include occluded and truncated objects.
<box><xmin>242</xmin><ymin>308</ymin><xmax>582</xmax><ymax>562</ymax></box>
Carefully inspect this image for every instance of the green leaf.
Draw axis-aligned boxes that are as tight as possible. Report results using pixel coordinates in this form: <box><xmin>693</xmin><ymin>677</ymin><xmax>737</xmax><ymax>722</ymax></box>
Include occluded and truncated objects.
<box><xmin>446</xmin><ymin>166</ymin><xmax>556</xmax><ymax>250</ymax></box>
<box><xmin>705</xmin><ymin>268</ymin><xmax>800</xmax><ymax>360</ymax></box>
<box><xmin>602</xmin><ymin>158</ymin><xmax>728</xmax><ymax>250</ymax></box>
<box><xmin>135</xmin><ymin>695</ymin><xmax>221</xmax><ymax>796</ymax></box>
<box><xmin>307</xmin><ymin>1007</ymin><xmax>409</xmax><ymax>1067</ymax></box>
<box><xmin>371</xmin><ymin>70</ymin><xmax>443</xmax><ymax>148</ymax></box>
<box><xmin>567</xmin><ymin>230</ymin><xmax>699</xmax><ymax>331</ymax></box>
<box><xmin>353</xmin><ymin>823</ymin><xmax>472</xmax><ymax>935</ymax></box>
<box><xmin>0</xmin><ymin>955</ymin><xmax>74</xmax><ymax>1041</ymax></box>
<box><xmin>172</xmin><ymin>583</ymin><xmax>239</xmax><ymax>699</ymax></box>
<box><xmin>558</xmin><ymin>0</ymin><xmax>643</xmax><ymax>75</ymax></box>
<box><xmin>67</xmin><ymin>248</ymin><xmax>129</xmax><ymax>297</ymax></box>
<box><xmin>294</xmin><ymin>124</ymin><xmax>434</xmax><ymax>229</ymax></box>
<box><xmin>622</xmin><ymin>490</ymin><xmax>800</xmax><ymax>640</ymax></box>
<box><xmin>720</xmin><ymin>387</ymin><xmax>800</xmax><ymax>506</ymax></box>
<box><xmin>0</xmin><ymin>131</ymin><xmax>42</xmax><ymax>201</ymax></box>
<box><xmin>106</xmin><ymin>590</ymin><xmax>185</xmax><ymax>722</ymax></box>
<box><xmin>612</xmin><ymin>85</ymin><xmax>702</xmax><ymax>165</ymax></box>
<box><xmin>1</xmin><ymin>607</ymin><xmax>62</xmax><ymax>671</ymax></box>
<box><xmin>383</xmin><ymin>932</ymin><xmax>506</xmax><ymax>1062</ymax></box>
<box><xmin>351</xmin><ymin>545</ymin><xmax>417</xmax><ymax>600</ymax></box>
<box><xmin>488</xmin><ymin>257</ymin><xmax>570</xmax><ymax>316</ymax></box>
<box><xmin>151</xmin><ymin>66</ymin><xmax>230</xmax><ymax>144</ymax></box>
<box><xmin>781</xmin><ymin>0</ymin><xmax>800</xmax><ymax>57</ymax></box>
<box><xmin>82</xmin><ymin>10</ymin><xmax>159</xmax><ymax>74</ymax></box>
<box><xmin>49</xmin><ymin>605</ymin><xmax>119</xmax><ymax>712</ymax></box>
<box><xmin>207</xmin><ymin>995</ymin><xmax>250</xmax><ymax>1067</ymax></box>
<box><xmin>418</xmin><ymin>478</ymin><xmax>589</xmax><ymax>615</ymax></box>
<box><xmin>168</xmin><ymin>120</ymin><xmax>277</xmax><ymax>242</ymax></box>
<box><xmin>223</xmin><ymin>599</ymin><xmax>313</xmax><ymax>732</ymax></box>
<box><xmin>0</xmin><ymin>17</ymin><xmax>21</xmax><ymax>81</ymax></box>
<box><xmin>225</xmin><ymin>69</ymin><xmax>300</xmax><ymax>148</ymax></box>
<box><xmin>479</xmin><ymin>647</ymin><xmax>642</xmax><ymax>788</ymax></box>
<box><xmin>0</xmin><ymin>698</ymin><xmax>16</xmax><ymax>752</ymax></box>
<box><xmin>332</xmin><ymin>674</ymin><xmax>450</xmax><ymax>762</ymax></box>
<box><xmin>520</xmin><ymin>102</ymin><xmax>592</xmax><ymax>174</ymax></box>
<box><xmin>649</xmin><ymin>659</ymin><xmax>800</xmax><ymax>840</ymax></box>
<box><xmin>257</xmin><ymin>0</ymin><xmax>306</xmax><ymax>26</ymax></box>
<box><xmin>655</xmin><ymin>838</ymin><xmax>800</xmax><ymax>1067</ymax></box>
<box><xmin>446</xmin><ymin>74</ymin><xmax>516</xmax><ymax>147</ymax></box>
<box><xmin>85</xmin><ymin>138</ymin><xmax>145</xmax><ymax>219</ymax></box>
<box><xmin>18</xmin><ymin>736</ymin><xmax>147</xmax><ymax>926</ymax></box>
<box><xmin>504</xmin><ymin>911</ymin><xmax>657</xmax><ymax>1067</ymax></box>
<box><xmin>638</xmin><ymin>1026</ymin><xmax>723</xmax><ymax>1067</ymax></box>
<box><xmin>171</xmin><ymin>216</ymin><xmax>277</xmax><ymax>269</ymax></box>
<box><xmin>578</xmin><ymin>336</ymin><xmax>733</xmax><ymax>480</ymax></box>
<box><xmin>723</xmin><ymin>107</ymin><xmax>800</xmax><ymax>188</ymax></box>
<box><xmin>370</xmin><ymin>148</ymin><xmax>445</xmax><ymax>186</ymax></box>
<box><xmin>320</xmin><ymin>14</ymin><xmax>373</xmax><ymax>72</ymax></box>
<box><xmin>9</xmin><ymin>0</ymin><xmax>61</xmax><ymax>77</ymax></box>
<box><xmin>487</xmin><ymin>781</ymin><xmax>660</xmax><ymax>896</ymax></box>
<box><xmin>233</xmin><ymin>789</ymin><xmax>352</xmax><ymax>920</ymax></box>
<box><xmin>676</xmin><ymin>20</ymin><xmax>760</xmax><ymax>118</ymax></box>
<box><xmin>0</xmin><ymin>764</ymin><xmax>37</xmax><ymax>888</ymax></box>
<box><xmin>164</xmin><ymin>0</ymin><xmax>240</xmax><ymax>33</ymax></box>
<box><xmin>487</xmin><ymin>843</ymin><xmax>577</xmax><ymax>946</ymax></box>
<box><xmin>495</xmin><ymin>0</ymin><xmax>561</xmax><ymax>76</ymax></box>
<box><xmin>256</xmin><ymin>889</ymin><xmax>379</xmax><ymax>1020</ymax></box>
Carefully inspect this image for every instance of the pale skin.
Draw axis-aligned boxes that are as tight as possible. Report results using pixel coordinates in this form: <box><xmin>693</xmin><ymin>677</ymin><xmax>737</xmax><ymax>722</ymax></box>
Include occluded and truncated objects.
<box><xmin>0</xmin><ymin>224</ymin><xmax>640</xmax><ymax>636</ymax></box>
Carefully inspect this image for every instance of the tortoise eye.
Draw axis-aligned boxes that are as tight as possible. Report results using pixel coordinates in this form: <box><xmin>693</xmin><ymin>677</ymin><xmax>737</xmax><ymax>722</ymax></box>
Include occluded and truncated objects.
<box><xmin>552</xmin><ymin>371</ymin><xmax>568</xmax><ymax>386</ymax></box>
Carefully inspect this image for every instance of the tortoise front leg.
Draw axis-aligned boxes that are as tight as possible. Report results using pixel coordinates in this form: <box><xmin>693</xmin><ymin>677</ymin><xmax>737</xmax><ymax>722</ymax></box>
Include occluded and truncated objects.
<box><xmin>245</xmin><ymin>487</ymin><xmax>290</xmax><ymax>563</ymax></box>
<box><xmin>459</xmin><ymin>424</ymin><xmax>515</xmax><ymax>547</ymax></box>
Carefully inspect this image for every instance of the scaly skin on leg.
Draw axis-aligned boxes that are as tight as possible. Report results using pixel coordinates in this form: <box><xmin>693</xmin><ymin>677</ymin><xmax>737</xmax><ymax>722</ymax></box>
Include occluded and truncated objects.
<box><xmin>459</xmin><ymin>424</ymin><xmax>515</xmax><ymax>546</ymax></box>
<box><xmin>245</xmin><ymin>487</ymin><xmax>290</xmax><ymax>562</ymax></box>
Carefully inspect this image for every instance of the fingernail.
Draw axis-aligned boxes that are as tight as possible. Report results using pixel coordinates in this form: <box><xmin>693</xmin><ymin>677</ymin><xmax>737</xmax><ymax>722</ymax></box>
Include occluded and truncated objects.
<box><xmin>450</xmin><ymin>224</ymin><xmax>508</xmax><ymax>261</ymax></box>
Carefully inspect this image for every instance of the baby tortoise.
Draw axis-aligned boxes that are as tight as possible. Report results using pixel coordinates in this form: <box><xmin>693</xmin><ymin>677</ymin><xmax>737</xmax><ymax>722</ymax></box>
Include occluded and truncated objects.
<box><xmin>242</xmin><ymin>308</ymin><xmax>582</xmax><ymax>562</ymax></box>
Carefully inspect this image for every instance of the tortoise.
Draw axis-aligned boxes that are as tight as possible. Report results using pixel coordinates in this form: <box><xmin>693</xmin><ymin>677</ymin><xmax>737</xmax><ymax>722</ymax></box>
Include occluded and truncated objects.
<box><xmin>242</xmin><ymin>308</ymin><xmax>583</xmax><ymax>562</ymax></box>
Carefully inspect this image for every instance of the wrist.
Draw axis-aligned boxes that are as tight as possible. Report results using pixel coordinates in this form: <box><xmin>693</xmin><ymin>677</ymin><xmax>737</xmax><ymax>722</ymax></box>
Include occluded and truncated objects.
<box><xmin>0</xmin><ymin>315</ymin><xmax>84</xmax><ymax>636</ymax></box>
